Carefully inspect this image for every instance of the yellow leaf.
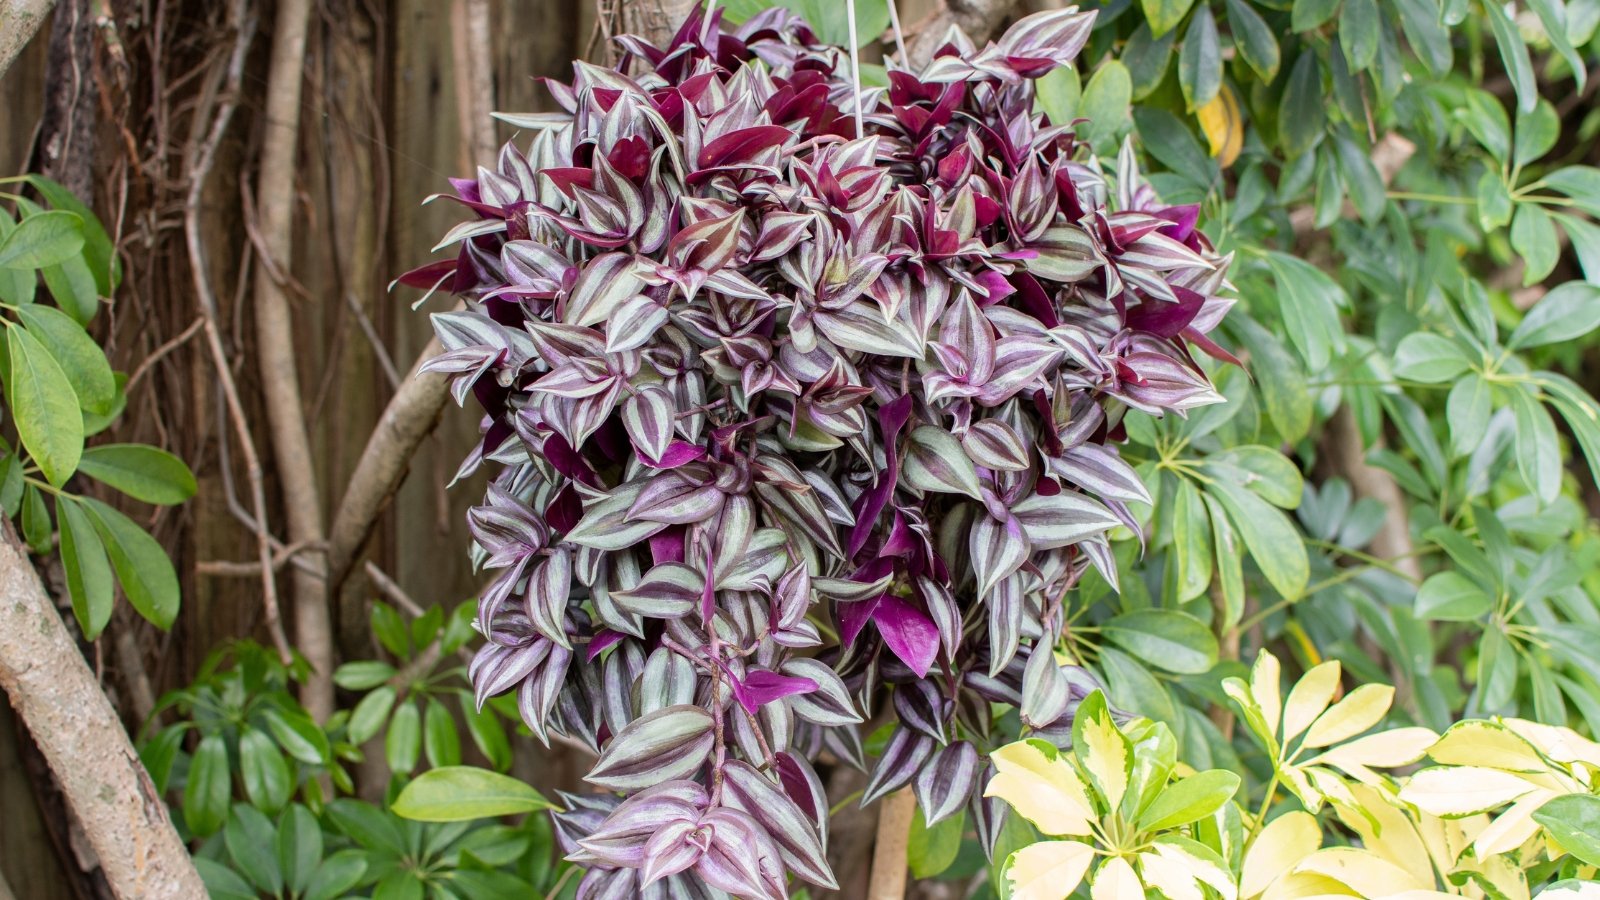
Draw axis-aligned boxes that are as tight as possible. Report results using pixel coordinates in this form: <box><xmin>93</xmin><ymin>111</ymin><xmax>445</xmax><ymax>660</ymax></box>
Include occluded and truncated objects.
<box><xmin>1138</xmin><ymin>851</ymin><xmax>1206</xmax><ymax>900</ymax></box>
<box><xmin>1309</xmin><ymin>727</ymin><xmax>1439</xmax><ymax>771</ymax></box>
<box><xmin>1473</xmin><ymin>788</ymin><xmax>1557</xmax><ymax>858</ymax></box>
<box><xmin>1241</xmin><ymin>811</ymin><xmax>1321</xmax><ymax>899</ymax></box>
<box><xmin>1302</xmin><ymin>684</ymin><xmax>1393</xmax><ymax>748</ymax></box>
<box><xmin>1282</xmin><ymin>661</ymin><xmax>1342</xmax><ymax>745</ymax></box>
<box><xmin>1501</xmin><ymin>717</ymin><xmax>1600</xmax><ymax>767</ymax></box>
<box><xmin>1150</xmin><ymin>838</ymin><xmax>1237</xmax><ymax>900</ymax></box>
<box><xmin>1261</xmin><ymin>871</ymin><xmax>1359</xmax><ymax>899</ymax></box>
<box><xmin>1006</xmin><ymin>839</ymin><xmax>1095</xmax><ymax>900</ymax></box>
<box><xmin>1293</xmin><ymin>847</ymin><xmax>1429</xmax><ymax>896</ymax></box>
<box><xmin>1090</xmin><ymin>856</ymin><xmax>1144</xmax><ymax>900</ymax></box>
<box><xmin>1251</xmin><ymin>651</ymin><xmax>1284</xmax><ymax>742</ymax></box>
<box><xmin>1398</xmin><ymin>766</ymin><xmax>1540</xmax><ymax>817</ymax></box>
<box><xmin>987</xmin><ymin>741</ymin><xmax>1096</xmax><ymax>836</ymax></box>
<box><xmin>1195</xmin><ymin>84</ymin><xmax>1244</xmax><ymax>167</ymax></box>
<box><xmin>1279</xmin><ymin>764</ymin><xmax>1325</xmax><ymax>813</ymax></box>
<box><xmin>1428</xmin><ymin>721</ymin><xmax>1550</xmax><ymax>773</ymax></box>
<box><xmin>1454</xmin><ymin>852</ymin><xmax>1532</xmax><ymax>900</ymax></box>
<box><xmin>1079</xmin><ymin>705</ymin><xmax>1132</xmax><ymax>810</ymax></box>
<box><xmin>1335</xmin><ymin>783</ymin><xmax>1433</xmax><ymax>888</ymax></box>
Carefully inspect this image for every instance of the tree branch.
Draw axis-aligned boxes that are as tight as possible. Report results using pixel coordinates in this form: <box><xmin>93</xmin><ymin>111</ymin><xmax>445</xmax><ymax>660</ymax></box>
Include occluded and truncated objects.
<box><xmin>0</xmin><ymin>522</ymin><xmax>204</xmax><ymax>898</ymax></box>
<box><xmin>866</xmin><ymin>788</ymin><xmax>916</xmax><ymax>900</ymax></box>
<box><xmin>0</xmin><ymin>0</ymin><xmax>56</xmax><ymax>80</ymax></box>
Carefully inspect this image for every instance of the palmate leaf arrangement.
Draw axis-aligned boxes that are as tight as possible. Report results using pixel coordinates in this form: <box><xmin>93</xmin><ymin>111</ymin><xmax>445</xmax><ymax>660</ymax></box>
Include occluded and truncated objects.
<box><xmin>404</xmin><ymin>4</ymin><xmax>1241</xmax><ymax>897</ymax></box>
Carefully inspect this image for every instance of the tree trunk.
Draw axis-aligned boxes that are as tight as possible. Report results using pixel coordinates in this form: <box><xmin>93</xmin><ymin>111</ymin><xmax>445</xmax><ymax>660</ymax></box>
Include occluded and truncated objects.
<box><xmin>0</xmin><ymin>0</ymin><xmax>57</xmax><ymax>80</ymax></box>
<box><xmin>0</xmin><ymin>522</ymin><xmax>203</xmax><ymax>899</ymax></box>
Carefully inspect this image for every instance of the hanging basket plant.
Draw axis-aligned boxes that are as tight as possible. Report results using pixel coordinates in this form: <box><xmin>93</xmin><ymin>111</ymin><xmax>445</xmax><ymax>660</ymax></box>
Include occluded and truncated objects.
<box><xmin>405</xmin><ymin>3</ymin><xmax>1235</xmax><ymax>895</ymax></box>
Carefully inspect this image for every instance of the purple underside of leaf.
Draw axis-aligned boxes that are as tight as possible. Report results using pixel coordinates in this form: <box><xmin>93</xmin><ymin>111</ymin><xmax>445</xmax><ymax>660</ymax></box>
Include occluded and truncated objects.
<box><xmin>730</xmin><ymin>668</ymin><xmax>820</xmax><ymax>716</ymax></box>
<box><xmin>872</xmin><ymin>594</ymin><xmax>940</xmax><ymax>678</ymax></box>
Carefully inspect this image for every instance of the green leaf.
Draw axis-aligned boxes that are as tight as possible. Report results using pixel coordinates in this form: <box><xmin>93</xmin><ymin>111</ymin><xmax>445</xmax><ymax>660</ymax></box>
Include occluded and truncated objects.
<box><xmin>387</xmin><ymin>699</ymin><xmax>421</xmax><ymax>775</ymax></box>
<box><xmin>1511</xmin><ymin>204</ymin><xmax>1560</xmax><ymax>286</ymax></box>
<box><xmin>1544</xmin><ymin>165</ymin><xmax>1600</xmax><ymax>217</ymax></box>
<box><xmin>195</xmin><ymin>857</ymin><xmax>257</xmax><ymax>900</ymax></box>
<box><xmin>1125</xmin><ymin>23</ymin><xmax>1178</xmax><ymax>99</ymax></box>
<box><xmin>1144</xmin><ymin>0</ymin><xmax>1197</xmax><ymax>37</ymax></box>
<box><xmin>1102</xmin><ymin>609</ymin><xmax>1219</xmax><ymax>674</ymax></box>
<box><xmin>6</xmin><ymin>324</ymin><xmax>84</xmax><ymax>486</ymax></box>
<box><xmin>1171</xmin><ymin>479</ymin><xmax>1213</xmax><ymax>603</ymax></box>
<box><xmin>335</xmin><ymin>660</ymin><xmax>397</xmax><ymax>690</ymax></box>
<box><xmin>1209</xmin><ymin>478</ymin><xmax>1309</xmax><ymax>599</ymax></box>
<box><xmin>1134</xmin><ymin>107</ymin><xmax>1217</xmax><ymax>187</ymax></box>
<box><xmin>1510</xmin><ymin>386</ymin><xmax>1562</xmax><ymax>503</ymax></box>
<box><xmin>1414</xmin><ymin>571</ymin><xmax>1495</xmax><ymax>621</ymax></box>
<box><xmin>74</xmin><ymin>443</ymin><xmax>198</xmax><ymax>505</ymax></box>
<box><xmin>240</xmin><ymin>727</ymin><xmax>293</xmax><ymax>814</ymax></box>
<box><xmin>261</xmin><ymin>707</ymin><xmax>331</xmax><ymax>765</ymax></box>
<box><xmin>1509</xmin><ymin>282</ymin><xmax>1600</xmax><ymax>349</ymax></box>
<box><xmin>1459</xmin><ymin>89</ymin><xmax>1511</xmax><ymax>163</ymax></box>
<box><xmin>1206</xmin><ymin>493</ymin><xmax>1245</xmax><ymax>630</ymax></box>
<box><xmin>1179</xmin><ymin>5</ymin><xmax>1222</xmax><ymax>111</ymax></box>
<box><xmin>1514</xmin><ymin>99</ymin><xmax>1560</xmax><ymax>168</ymax></box>
<box><xmin>1484</xmin><ymin>0</ymin><xmax>1537</xmax><ymax>112</ymax></box>
<box><xmin>80</xmin><ymin>497</ymin><xmax>180</xmax><ymax>629</ymax></box>
<box><xmin>424</xmin><ymin>697</ymin><xmax>462</xmax><ymax>768</ymax></box>
<box><xmin>1392</xmin><ymin>332</ymin><xmax>1472</xmax><ymax>383</ymax></box>
<box><xmin>40</xmin><ymin>252</ymin><xmax>99</xmax><ymax>325</ymax></box>
<box><xmin>25</xmin><ymin>175</ymin><xmax>120</xmax><ymax>296</ymax></box>
<box><xmin>1477</xmin><ymin>626</ymin><xmax>1518</xmax><ymax>710</ymax></box>
<box><xmin>1263</xmin><ymin>251</ymin><xmax>1346</xmax><ymax>372</ymax></box>
<box><xmin>0</xmin><ymin>210</ymin><xmax>85</xmax><ymax>270</ymax></box>
<box><xmin>304</xmin><ymin>850</ymin><xmax>368</xmax><ymax>900</ymax></box>
<box><xmin>1446</xmin><ymin>374</ymin><xmax>1491</xmax><ymax>459</ymax></box>
<box><xmin>777</xmin><ymin>0</ymin><xmax>889</xmax><ymax>46</ymax></box>
<box><xmin>0</xmin><ymin>211</ymin><xmax>35</xmax><ymax>304</ymax></box>
<box><xmin>1394</xmin><ymin>0</ymin><xmax>1452</xmax><ymax>75</ymax></box>
<box><xmin>348</xmin><ymin>684</ymin><xmax>397</xmax><ymax>746</ymax></box>
<box><xmin>1292</xmin><ymin>0</ymin><xmax>1342</xmax><ymax>30</ymax></box>
<box><xmin>0</xmin><ymin>454</ymin><xmax>21</xmax><ymax>518</ymax></box>
<box><xmin>58</xmin><ymin>498</ymin><xmax>113</xmax><ymax>639</ymax></box>
<box><xmin>392</xmin><ymin>766</ymin><xmax>557</xmax><ymax>821</ymax></box>
<box><xmin>278</xmin><ymin>804</ymin><xmax>323</xmax><ymax>896</ymax></box>
<box><xmin>15</xmin><ymin>304</ymin><xmax>115</xmax><ymax>415</ymax></box>
<box><xmin>1226</xmin><ymin>0</ymin><xmax>1280</xmax><ymax>81</ymax></box>
<box><xmin>1233</xmin><ymin>317</ymin><xmax>1311</xmax><ymax>443</ymax></box>
<box><xmin>1477</xmin><ymin>171</ymin><xmax>1514</xmax><ymax>230</ymax></box>
<box><xmin>1278</xmin><ymin>53</ymin><xmax>1325</xmax><ymax>158</ymax></box>
<box><xmin>21</xmin><ymin>483</ymin><xmax>51</xmax><ymax>554</ymax></box>
<box><xmin>1532</xmin><ymin>794</ymin><xmax>1600</xmax><ymax>867</ymax></box>
<box><xmin>1137</xmin><ymin>769</ymin><xmax>1241</xmax><ymax>831</ymax></box>
<box><xmin>1079</xmin><ymin>61</ymin><xmax>1132</xmax><ymax>149</ymax></box>
<box><xmin>1338</xmin><ymin>0</ymin><xmax>1379</xmax><ymax>70</ymax></box>
<box><xmin>463</xmin><ymin>700</ymin><xmax>513</xmax><ymax>772</ymax></box>
<box><xmin>1524</xmin><ymin>0</ymin><xmax>1586</xmax><ymax>99</ymax></box>
<box><xmin>225</xmin><ymin>804</ymin><xmax>283</xmax><ymax>895</ymax></box>
<box><xmin>909</xmin><ymin>805</ymin><xmax>964</xmax><ymax>879</ymax></box>
<box><xmin>1334</xmin><ymin>133</ymin><xmax>1385</xmax><ymax>224</ymax></box>
<box><xmin>184</xmin><ymin>733</ymin><xmax>231</xmax><ymax>837</ymax></box>
<box><xmin>1035</xmin><ymin>65</ymin><xmax>1080</xmax><ymax>128</ymax></box>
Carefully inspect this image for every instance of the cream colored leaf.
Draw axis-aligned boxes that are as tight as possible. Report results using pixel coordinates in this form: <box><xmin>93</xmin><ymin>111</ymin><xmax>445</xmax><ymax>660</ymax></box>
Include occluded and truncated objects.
<box><xmin>1006</xmin><ymin>839</ymin><xmax>1095</xmax><ymax>900</ymax></box>
<box><xmin>1278</xmin><ymin>764</ymin><xmax>1325</xmax><ymax>813</ymax></box>
<box><xmin>1398</xmin><ymin>766</ymin><xmax>1539</xmax><ymax>817</ymax></box>
<box><xmin>1150</xmin><ymin>837</ymin><xmax>1237</xmax><ymax>900</ymax></box>
<box><xmin>1309</xmin><ymin>727</ymin><xmax>1439</xmax><ymax>770</ymax></box>
<box><xmin>1261</xmin><ymin>871</ymin><xmax>1359</xmax><ymax>899</ymax></box>
<box><xmin>1242</xmin><ymin>811</ymin><xmax>1321</xmax><ymax>899</ymax></box>
<box><xmin>1090</xmin><ymin>856</ymin><xmax>1144</xmax><ymax>900</ymax></box>
<box><xmin>1501</xmin><ymin>717</ymin><xmax>1600</xmax><ymax>767</ymax></box>
<box><xmin>1225</xmin><ymin>677</ymin><xmax>1280</xmax><ymax>756</ymax></box>
<box><xmin>1251</xmin><ymin>651</ymin><xmax>1283</xmax><ymax>741</ymax></box>
<box><xmin>1428</xmin><ymin>721</ymin><xmax>1549</xmax><ymax>773</ymax></box>
<box><xmin>1302</xmin><ymin>684</ymin><xmax>1393</xmax><ymax>748</ymax></box>
<box><xmin>1282</xmin><ymin>661</ymin><xmax>1341</xmax><ymax>745</ymax></box>
<box><xmin>1293</xmin><ymin>847</ymin><xmax>1428</xmax><ymax>897</ymax></box>
<box><xmin>1473</xmin><ymin>788</ymin><xmax>1556</xmax><ymax>858</ymax></box>
<box><xmin>1079</xmin><ymin>706</ymin><xmax>1131</xmax><ymax>810</ymax></box>
<box><xmin>1336</xmin><ymin>783</ymin><xmax>1433</xmax><ymax>888</ymax></box>
<box><xmin>1138</xmin><ymin>851</ymin><xmax>1205</xmax><ymax>900</ymax></box>
<box><xmin>1454</xmin><ymin>851</ymin><xmax>1532</xmax><ymax>900</ymax></box>
<box><xmin>987</xmin><ymin>740</ymin><xmax>1096</xmax><ymax>836</ymax></box>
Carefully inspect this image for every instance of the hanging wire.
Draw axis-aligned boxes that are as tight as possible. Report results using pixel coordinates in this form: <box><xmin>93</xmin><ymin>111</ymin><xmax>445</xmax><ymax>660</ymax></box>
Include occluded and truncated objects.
<box><xmin>846</xmin><ymin>0</ymin><xmax>866</xmax><ymax>137</ymax></box>
<box><xmin>886</xmin><ymin>0</ymin><xmax>909</xmax><ymax>66</ymax></box>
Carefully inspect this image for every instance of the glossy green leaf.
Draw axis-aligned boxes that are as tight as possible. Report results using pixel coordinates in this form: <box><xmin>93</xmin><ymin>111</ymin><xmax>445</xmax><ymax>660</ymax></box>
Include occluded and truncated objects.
<box><xmin>1511</xmin><ymin>204</ymin><xmax>1559</xmax><ymax>286</ymax></box>
<box><xmin>15</xmin><ymin>304</ymin><xmax>114</xmax><ymax>415</ymax></box>
<box><xmin>0</xmin><ymin>210</ymin><xmax>85</xmax><ymax>270</ymax></box>
<box><xmin>24</xmin><ymin>175</ymin><xmax>120</xmax><ymax>296</ymax></box>
<box><xmin>1278</xmin><ymin>54</ymin><xmax>1325</xmax><ymax>158</ymax></box>
<box><xmin>1392</xmin><ymin>332</ymin><xmax>1472</xmax><ymax>383</ymax></box>
<box><xmin>1209</xmin><ymin>478</ymin><xmax>1309</xmax><ymax>600</ymax></box>
<box><xmin>387</xmin><ymin>699</ymin><xmax>422</xmax><ymax>775</ymax></box>
<box><xmin>1514</xmin><ymin>99</ymin><xmax>1560</xmax><ymax>168</ymax></box>
<box><xmin>1144</xmin><ymin>0</ymin><xmax>1197</xmax><ymax>37</ymax></box>
<box><xmin>909</xmin><ymin>805</ymin><xmax>964</xmax><ymax>879</ymax></box>
<box><xmin>1484</xmin><ymin>0</ymin><xmax>1537</xmax><ymax>112</ymax></box>
<box><xmin>1226</xmin><ymin>0</ymin><xmax>1281</xmax><ymax>81</ymax></box>
<box><xmin>277</xmin><ymin>804</ymin><xmax>323</xmax><ymax>895</ymax></box>
<box><xmin>1293</xmin><ymin>0</ymin><xmax>1343</xmax><ymax>31</ymax></box>
<box><xmin>424</xmin><ymin>697</ymin><xmax>462</xmax><ymax>768</ymax></box>
<box><xmin>1102</xmin><ymin>609</ymin><xmax>1219</xmax><ymax>674</ymax></box>
<box><xmin>225</xmin><ymin>804</ymin><xmax>283</xmax><ymax>895</ymax></box>
<box><xmin>1532</xmin><ymin>794</ymin><xmax>1600</xmax><ymax>867</ymax></box>
<box><xmin>1137</xmin><ymin>769</ymin><xmax>1241</xmax><ymax>831</ymax></box>
<box><xmin>392</xmin><ymin>766</ymin><xmax>557</xmax><ymax>821</ymax></box>
<box><xmin>6</xmin><ymin>324</ymin><xmax>83</xmax><ymax>486</ymax></box>
<box><xmin>74</xmin><ymin>443</ymin><xmax>198</xmax><ymax>505</ymax></box>
<box><xmin>1414</xmin><ymin>571</ymin><xmax>1495</xmax><ymax>621</ymax></box>
<box><xmin>1125</xmin><ymin>23</ymin><xmax>1179</xmax><ymax>98</ymax></box>
<box><xmin>239</xmin><ymin>727</ymin><xmax>293</xmax><ymax>814</ymax></box>
<box><xmin>80</xmin><ymin>497</ymin><xmax>180</xmax><ymax>629</ymax></box>
<box><xmin>1179</xmin><ymin>6</ymin><xmax>1222</xmax><ymax>110</ymax></box>
<box><xmin>184</xmin><ymin>734</ymin><xmax>231</xmax><ymax>837</ymax></box>
<box><xmin>1339</xmin><ymin>0</ymin><xmax>1380</xmax><ymax>70</ymax></box>
<box><xmin>1079</xmin><ymin>61</ymin><xmax>1132</xmax><ymax>149</ymax></box>
<box><xmin>58</xmin><ymin>498</ymin><xmax>114</xmax><ymax>640</ymax></box>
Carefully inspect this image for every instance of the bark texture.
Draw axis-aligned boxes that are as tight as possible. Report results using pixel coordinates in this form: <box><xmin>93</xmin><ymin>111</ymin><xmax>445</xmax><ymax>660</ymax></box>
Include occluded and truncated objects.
<box><xmin>0</xmin><ymin>0</ymin><xmax>56</xmax><ymax>79</ymax></box>
<box><xmin>0</xmin><ymin>524</ymin><xmax>203</xmax><ymax>899</ymax></box>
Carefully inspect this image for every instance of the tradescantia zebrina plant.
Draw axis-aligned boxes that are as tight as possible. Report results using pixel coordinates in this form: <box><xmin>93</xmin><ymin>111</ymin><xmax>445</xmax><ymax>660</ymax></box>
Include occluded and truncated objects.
<box><xmin>404</xmin><ymin>3</ymin><xmax>1237</xmax><ymax>896</ymax></box>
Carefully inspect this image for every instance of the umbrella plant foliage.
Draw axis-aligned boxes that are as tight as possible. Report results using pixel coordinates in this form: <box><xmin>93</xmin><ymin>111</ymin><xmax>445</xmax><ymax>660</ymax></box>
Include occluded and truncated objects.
<box><xmin>409</xmin><ymin>4</ymin><xmax>1236</xmax><ymax>896</ymax></box>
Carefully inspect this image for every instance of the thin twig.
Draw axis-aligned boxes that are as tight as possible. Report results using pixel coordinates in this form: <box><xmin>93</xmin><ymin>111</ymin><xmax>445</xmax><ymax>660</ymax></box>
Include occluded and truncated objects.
<box><xmin>125</xmin><ymin>315</ymin><xmax>204</xmax><ymax>394</ymax></box>
<box><xmin>180</xmin><ymin>1</ymin><xmax>291</xmax><ymax>665</ymax></box>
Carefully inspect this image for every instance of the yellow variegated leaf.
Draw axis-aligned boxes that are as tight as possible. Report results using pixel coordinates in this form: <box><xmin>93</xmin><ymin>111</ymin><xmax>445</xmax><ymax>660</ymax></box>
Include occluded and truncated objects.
<box><xmin>1501</xmin><ymin>717</ymin><xmax>1600</xmax><ymax>767</ymax></box>
<box><xmin>1428</xmin><ymin>721</ymin><xmax>1550</xmax><ymax>773</ymax></box>
<box><xmin>1150</xmin><ymin>837</ymin><xmax>1237</xmax><ymax>900</ymax></box>
<box><xmin>1138</xmin><ymin>851</ymin><xmax>1205</xmax><ymax>900</ymax></box>
<box><xmin>1090</xmin><ymin>856</ymin><xmax>1144</xmax><ymax>900</ymax></box>
<box><xmin>1473</xmin><ymin>788</ymin><xmax>1557</xmax><ymax>858</ymax></box>
<box><xmin>1006</xmin><ymin>839</ymin><xmax>1095</xmax><ymax>900</ymax></box>
<box><xmin>1294</xmin><ymin>847</ymin><xmax>1428</xmax><ymax>896</ymax></box>
<box><xmin>1252</xmin><ymin>651</ymin><xmax>1284</xmax><ymax>742</ymax></box>
<box><xmin>1383</xmin><ymin>893</ymin><xmax>1465</xmax><ymax>899</ymax></box>
<box><xmin>1305</xmin><ymin>766</ymin><xmax>1357</xmax><ymax>810</ymax></box>
<box><xmin>1302</xmin><ymin>684</ymin><xmax>1393</xmax><ymax>748</ymax></box>
<box><xmin>1225</xmin><ymin>677</ymin><xmax>1280</xmax><ymax>756</ymax></box>
<box><xmin>1336</xmin><ymin>783</ymin><xmax>1433</xmax><ymax>888</ymax></box>
<box><xmin>1079</xmin><ymin>704</ymin><xmax>1132</xmax><ymax>810</ymax></box>
<box><xmin>1279</xmin><ymin>764</ymin><xmax>1325</xmax><ymax>813</ymax></box>
<box><xmin>1282</xmin><ymin>661</ymin><xmax>1342</xmax><ymax>745</ymax></box>
<box><xmin>987</xmin><ymin>740</ymin><xmax>1096</xmax><ymax>836</ymax></box>
<box><xmin>1261</xmin><ymin>871</ymin><xmax>1359</xmax><ymax>899</ymax></box>
<box><xmin>1454</xmin><ymin>851</ymin><xmax>1532</xmax><ymax>900</ymax></box>
<box><xmin>1242</xmin><ymin>811</ymin><xmax>1321</xmax><ymax>899</ymax></box>
<box><xmin>1196</xmin><ymin>84</ymin><xmax>1244</xmax><ymax>167</ymax></box>
<box><xmin>1309</xmin><ymin>727</ymin><xmax>1439</xmax><ymax>770</ymax></box>
<box><xmin>1398</xmin><ymin>766</ymin><xmax>1539</xmax><ymax>817</ymax></box>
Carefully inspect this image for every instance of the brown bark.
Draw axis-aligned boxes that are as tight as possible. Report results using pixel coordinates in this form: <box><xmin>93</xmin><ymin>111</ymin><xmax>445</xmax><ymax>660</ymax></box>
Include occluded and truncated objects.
<box><xmin>0</xmin><ymin>523</ymin><xmax>203</xmax><ymax>899</ymax></box>
<box><xmin>251</xmin><ymin>0</ymin><xmax>335</xmax><ymax>720</ymax></box>
<box><xmin>0</xmin><ymin>0</ymin><xmax>56</xmax><ymax>80</ymax></box>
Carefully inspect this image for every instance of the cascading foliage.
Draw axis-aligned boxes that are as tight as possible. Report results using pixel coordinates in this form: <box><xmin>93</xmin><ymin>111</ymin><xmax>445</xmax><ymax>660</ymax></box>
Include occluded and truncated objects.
<box><xmin>407</xmin><ymin>4</ymin><xmax>1235</xmax><ymax>896</ymax></box>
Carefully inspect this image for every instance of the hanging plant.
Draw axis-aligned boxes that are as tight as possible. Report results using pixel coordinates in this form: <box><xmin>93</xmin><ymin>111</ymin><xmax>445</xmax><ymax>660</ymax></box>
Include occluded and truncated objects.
<box><xmin>403</xmin><ymin>3</ymin><xmax>1235</xmax><ymax>896</ymax></box>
